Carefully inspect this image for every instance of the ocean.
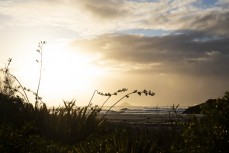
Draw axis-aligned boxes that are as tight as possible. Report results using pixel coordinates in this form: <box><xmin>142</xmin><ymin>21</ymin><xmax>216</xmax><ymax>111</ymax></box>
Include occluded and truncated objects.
<box><xmin>101</xmin><ymin>106</ymin><xmax>187</xmax><ymax>115</ymax></box>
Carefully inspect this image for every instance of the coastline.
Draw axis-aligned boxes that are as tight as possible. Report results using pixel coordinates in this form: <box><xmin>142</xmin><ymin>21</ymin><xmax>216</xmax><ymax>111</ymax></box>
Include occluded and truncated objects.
<box><xmin>99</xmin><ymin>113</ymin><xmax>203</xmax><ymax>125</ymax></box>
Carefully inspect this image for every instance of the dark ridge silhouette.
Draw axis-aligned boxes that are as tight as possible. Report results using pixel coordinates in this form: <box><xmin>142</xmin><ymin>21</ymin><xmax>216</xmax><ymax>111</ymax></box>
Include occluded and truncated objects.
<box><xmin>183</xmin><ymin>99</ymin><xmax>216</xmax><ymax>114</ymax></box>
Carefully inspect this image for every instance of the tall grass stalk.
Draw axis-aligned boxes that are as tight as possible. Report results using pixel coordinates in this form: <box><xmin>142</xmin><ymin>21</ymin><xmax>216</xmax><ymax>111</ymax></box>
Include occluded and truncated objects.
<box><xmin>35</xmin><ymin>41</ymin><xmax>46</xmax><ymax>108</ymax></box>
<box><xmin>89</xmin><ymin>88</ymin><xmax>155</xmax><ymax>119</ymax></box>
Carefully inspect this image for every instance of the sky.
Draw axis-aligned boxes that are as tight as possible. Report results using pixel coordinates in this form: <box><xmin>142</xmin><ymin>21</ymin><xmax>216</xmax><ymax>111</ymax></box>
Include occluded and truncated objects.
<box><xmin>0</xmin><ymin>0</ymin><xmax>229</xmax><ymax>106</ymax></box>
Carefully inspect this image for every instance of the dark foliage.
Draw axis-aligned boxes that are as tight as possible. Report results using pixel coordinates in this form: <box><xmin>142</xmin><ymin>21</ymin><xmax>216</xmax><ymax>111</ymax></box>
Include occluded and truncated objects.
<box><xmin>0</xmin><ymin>93</ymin><xmax>34</xmax><ymax>126</ymax></box>
<box><xmin>0</xmin><ymin>92</ymin><xmax>105</xmax><ymax>152</ymax></box>
<box><xmin>176</xmin><ymin>92</ymin><xmax>229</xmax><ymax>153</ymax></box>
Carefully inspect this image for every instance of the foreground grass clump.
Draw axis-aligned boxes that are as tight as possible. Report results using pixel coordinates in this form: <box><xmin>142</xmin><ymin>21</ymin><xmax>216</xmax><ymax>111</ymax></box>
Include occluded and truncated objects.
<box><xmin>0</xmin><ymin>91</ymin><xmax>106</xmax><ymax>147</ymax></box>
<box><xmin>42</xmin><ymin>100</ymin><xmax>105</xmax><ymax>144</ymax></box>
<box><xmin>74</xmin><ymin>128</ymin><xmax>157</xmax><ymax>153</ymax></box>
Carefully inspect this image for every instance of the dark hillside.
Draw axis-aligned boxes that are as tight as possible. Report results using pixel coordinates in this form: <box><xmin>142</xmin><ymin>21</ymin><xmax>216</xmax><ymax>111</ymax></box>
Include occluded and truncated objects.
<box><xmin>183</xmin><ymin>99</ymin><xmax>216</xmax><ymax>114</ymax></box>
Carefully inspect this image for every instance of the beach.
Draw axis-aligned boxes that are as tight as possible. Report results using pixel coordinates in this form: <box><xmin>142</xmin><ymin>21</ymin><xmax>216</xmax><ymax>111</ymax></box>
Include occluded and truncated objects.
<box><xmin>99</xmin><ymin>112</ymin><xmax>203</xmax><ymax>125</ymax></box>
<box><xmin>98</xmin><ymin>106</ymin><xmax>201</xmax><ymax>125</ymax></box>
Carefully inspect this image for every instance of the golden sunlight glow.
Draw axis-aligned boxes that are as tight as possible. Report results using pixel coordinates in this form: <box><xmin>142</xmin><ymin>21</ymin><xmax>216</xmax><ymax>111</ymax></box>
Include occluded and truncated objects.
<box><xmin>40</xmin><ymin>43</ymin><xmax>105</xmax><ymax>100</ymax></box>
<box><xmin>1</xmin><ymin>36</ymin><xmax>114</xmax><ymax>106</ymax></box>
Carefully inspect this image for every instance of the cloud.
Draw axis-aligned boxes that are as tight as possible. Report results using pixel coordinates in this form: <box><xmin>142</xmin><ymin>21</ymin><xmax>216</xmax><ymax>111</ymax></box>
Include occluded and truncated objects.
<box><xmin>71</xmin><ymin>31</ymin><xmax>229</xmax><ymax>77</ymax></box>
<box><xmin>81</xmin><ymin>0</ymin><xmax>128</xmax><ymax>20</ymax></box>
<box><xmin>183</xmin><ymin>10</ymin><xmax>229</xmax><ymax>35</ymax></box>
<box><xmin>0</xmin><ymin>14</ymin><xmax>12</xmax><ymax>25</ymax></box>
<box><xmin>1</xmin><ymin>0</ymin><xmax>229</xmax><ymax>37</ymax></box>
<box><xmin>0</xmin><ymin>0</ymin><xmax>132</xmax><ymax>36</ymax></box>
<box><xmin>138</xmin><ymin>1</ymin><xmax>229</xmax><ymax>35</ymax></box>
<box><xmin>217</xmin><ymin>0</ymin><xmax>229</xmax><ymax>7</ymax></box>
<box><xmin>1</xmin><ymin>0</ymin><xmax>228</xmax><ymax>106</ymax></box>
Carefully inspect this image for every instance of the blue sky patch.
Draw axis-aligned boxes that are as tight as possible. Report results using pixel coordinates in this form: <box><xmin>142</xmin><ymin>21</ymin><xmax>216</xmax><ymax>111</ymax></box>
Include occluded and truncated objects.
<box><xmin>118</xmin><ymin>29</ymin><xmax>171</xmax><ymax>37</ymax></box>
<box><xmin>194</xmin><ymin>0</ymin><xmax>218</xmax><ymax>8</ymax></box>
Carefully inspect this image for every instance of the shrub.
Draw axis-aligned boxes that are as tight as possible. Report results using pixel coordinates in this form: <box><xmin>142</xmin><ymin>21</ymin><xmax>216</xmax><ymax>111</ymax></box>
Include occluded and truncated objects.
<box><xmin>0</xmin><ymin>93</ymin><xmax>34</xmax><ymax>126</ymax></box>
<box><xmin>178</xmin><ymin>92</ymin><xmax>229</xmax><ymax>153</ymax></box>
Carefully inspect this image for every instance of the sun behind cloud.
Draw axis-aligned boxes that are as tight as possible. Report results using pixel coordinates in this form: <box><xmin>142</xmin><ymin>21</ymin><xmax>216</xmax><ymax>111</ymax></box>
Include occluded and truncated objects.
<box><xmin>29</xmin><ymin>42</ymin><xmax>106</xmax><ymax>105</ymax></box>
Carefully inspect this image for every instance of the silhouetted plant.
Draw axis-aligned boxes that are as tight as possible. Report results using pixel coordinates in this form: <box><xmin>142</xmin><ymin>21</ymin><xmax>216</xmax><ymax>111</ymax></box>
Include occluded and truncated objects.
<box><xmin>89</xmin><ymin>88</ymin><xmax>155</xmax><ymax>119</ymax></box>
<box><xmin>0</xmin><ymin>92</ymin><xmax>34</xmax><ymax>126</ymax></box>
<box><xmin>173</xmin><ymin>92</ymin><xmax>229</xmax><ymax>153</ymax></box>
<box><xmin>0</xmin><ymin>58</ymin><xmax>30</xmax><ymax>102</ymax></box>
<box><xmin>0</xmin><ymin>41</ymin><xmax>47</xmax><ymax>106</ymax></box>
<box><xmin>35</xmin><ymin>41</ymin><xmax>46</xmax><ymax>108</ymax></box>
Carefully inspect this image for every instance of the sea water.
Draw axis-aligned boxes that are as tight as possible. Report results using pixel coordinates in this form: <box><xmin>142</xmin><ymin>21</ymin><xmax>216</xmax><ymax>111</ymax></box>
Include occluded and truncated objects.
<box><xmin>101</xmin><ymin>106</ymin><xmax>187</xmax><ymax>115</ymax></box>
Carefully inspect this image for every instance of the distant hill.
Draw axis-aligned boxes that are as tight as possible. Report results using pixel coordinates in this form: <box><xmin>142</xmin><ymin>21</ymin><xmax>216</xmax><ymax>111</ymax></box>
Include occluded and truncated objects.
<box><xmin>119</xmin><ymin>102</ymin><xmax>132</xmax><ymax>107</ymax></box>
<box><xmin>182</xmin><ymin>99</ymin><xmax>216</xmax><ymax>114</ymax></box>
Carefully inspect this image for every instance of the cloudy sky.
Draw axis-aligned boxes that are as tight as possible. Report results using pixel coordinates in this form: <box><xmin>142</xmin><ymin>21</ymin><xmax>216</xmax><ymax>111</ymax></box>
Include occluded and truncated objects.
<box><xmin>0</xmin><ymin>0</ymin><xmax>229</xmax><ymax>106</ymax></box>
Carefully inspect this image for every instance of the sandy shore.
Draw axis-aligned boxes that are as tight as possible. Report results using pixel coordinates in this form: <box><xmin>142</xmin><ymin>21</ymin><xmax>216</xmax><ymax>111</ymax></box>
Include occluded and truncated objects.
<box><xmin>98</xmin><ymin>113</ymin><xmax>203</xmax><ymax>125</ymax></box>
